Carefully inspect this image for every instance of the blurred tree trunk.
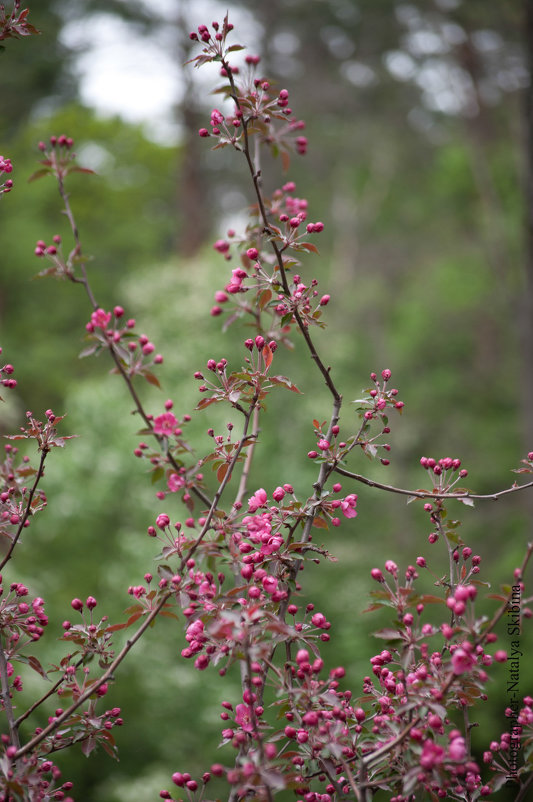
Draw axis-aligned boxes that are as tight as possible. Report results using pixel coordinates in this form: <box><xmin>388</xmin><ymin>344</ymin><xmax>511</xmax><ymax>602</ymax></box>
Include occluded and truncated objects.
<box><xmin>175</xmin><ymin>12</ymin><xmax>212</xmax><ymax>255</ymax></box>
<box><xmin>521</xmin><ymin>0</ymin><xmax>533</xmax><ymax>520</ymax></box>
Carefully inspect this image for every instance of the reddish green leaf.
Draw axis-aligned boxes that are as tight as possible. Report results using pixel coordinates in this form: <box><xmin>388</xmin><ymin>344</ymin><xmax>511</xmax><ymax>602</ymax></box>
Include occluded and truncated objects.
<box><xmin>262</xmin><ymin>344</ymin><xmax>273</xmax><ymax>370</ymax></box>
<box><xmin>298</xmin><ymin>242</ymin><xmax>319</xmax><ymax>254</ymax></box>
<box><xmin>196</xmin><ymin>396</ymin><xmax>221</xmax><ymax>410</ymax></box>
<box><xmin>144</xmin><ymin>371</ymin><xmax>161</xmax><ymax>388</ymax></box>
<box><xmin>258</xmin><ymin>289</ymin><xmax>272</xmax><ymax>309</ymax></box>
<box><xmin>270</xmin><ymin>375</ymin><xmax>301</xmax><ymax>393</ymax></box>
<box><xmin>27</xmin><ymin>168</ymin><xmax>50</xmax><ymax>182</ymax></box>
<box><xmin>68</xmin><ymin>166</ymin><xmax>96</xmax><ymax>175</ymax></box>
<box><xmin>81</xmin><ymin>736</ymin><xmax>97</xmax><ymax>757</ymax></box>
<box><xmin>27</xmin><ymin>655</ymin><xmax>49</xmax><ymax>680</ymax></box>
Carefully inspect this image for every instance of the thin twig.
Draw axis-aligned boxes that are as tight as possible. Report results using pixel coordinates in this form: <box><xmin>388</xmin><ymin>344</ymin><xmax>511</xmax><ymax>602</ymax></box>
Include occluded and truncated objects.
<box><xmin>334</xmin><ymin>466</ymin><xmax>533</xmax><ymax>503</ymax></box>
<box><xmin>0</xmin><ymin>449</ymin><xmax>48</xmax><ymax>573</ymax></box>
<box><xmin>55</xmin><ymin>170</ymin><xmax>213</xmax><ymax>512</ymax></box>
<box><xmin>0</xmin><ymin>631</ymin><xmax>20</xmax><ymax>749</ymax></box>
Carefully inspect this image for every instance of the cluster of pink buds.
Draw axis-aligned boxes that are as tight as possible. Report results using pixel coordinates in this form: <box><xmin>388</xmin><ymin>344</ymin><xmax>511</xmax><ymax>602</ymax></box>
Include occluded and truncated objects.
<box><xmin>274</xmin><ymin>274</ymin><xmax>327</xmax><ymax>324</ymax></box>
<box><xmin>243</xmin><ymin>335</ymin><xmax>277</xmax><ymax>370</ymax></box>
<box><xmin>363</xmin><ymin>369</ymin><xmax>404</xmax><ymax>420</ymax></box>
<box><xmin>34</xmin><ymin>233</ymin><xmax>62</xmax><ymax>259</ymax></box>
<box><xmin>0</xmin><ymin>740</ymin><xmax>74</xmax><ymax>802</ymax></box>
<box><xmin>0</xmin><ymin>155</ymin><xmax>13</xmax><ymax>195</ymax></box>
<box><xmin>0</xmin><ymin>348</ymin><xmax>16</xmax><ymax>390</ymax></box>
<box><xmin>30</xmin><ymin>134</ymin><xmax>91</xmax><ymax>190</ymax></box>
<box><xmin>420</xmin><ymin>455</ymin><xmax>469</xmax><ymax>491</ymax></box>
<box><xmin>0</xmin><ymin>581</ymin><xmax>48</xmax><ymax>654</ymax></box>
<box><xmin>37</xmin><ymin>134</ymin><xmax>74</xmax><ymax>153</ymax></box>
<box><xmin>189</xmin><ymin>19</ymin><xmax>234</xmax><ymax>46</ymax></box>
<box><xmin>83</xmin><ymin>307</ymin><xmax>164</xmax><ymax>377</ymax></box>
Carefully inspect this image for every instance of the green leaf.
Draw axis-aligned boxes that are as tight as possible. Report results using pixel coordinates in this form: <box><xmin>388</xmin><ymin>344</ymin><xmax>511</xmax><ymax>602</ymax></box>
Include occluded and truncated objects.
<box><xmin>27</xmin><ymin>168</ymin><xmax>50</xmax><ymax>182</ymax></box>
<box><xmin>151</xmin><ymin>466</ymin><xmax>164</xmax><ymax>484</ymax></box>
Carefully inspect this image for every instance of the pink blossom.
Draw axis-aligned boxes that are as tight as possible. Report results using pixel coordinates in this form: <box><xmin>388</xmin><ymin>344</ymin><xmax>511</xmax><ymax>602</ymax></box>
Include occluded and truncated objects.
<box><xmin>90</xmin><ymin>308</ymin><xmax>112</xmax><ymax>330</ymax></box>
<box><xmin>448</xmin><ymin>735</ymin><xmax>466</xmax><ymax>762</ymax></box>
<box><xmin>167</xmin><ymin>473</ymin><xmax>185</xmax><ymax>492</ymax></box>
<box><xmin>248</xmin><ymin>488</ymin><xmax>268</xmax><ymax>512</ymax></box>
<box><xmin>420</xmin><ymin>739</ymin><xmax>445</xmax><ymax>769</ymax></box>
<box><xmin>451</xmin><ymin>646</ymin><xmax>477</xmax><ymax>675</ymax></box>
<box><xmin>235</xmin><ymin>703</ymin><xmax>254</xmax><ymax>732</ymax></box>
<box><xmin>340</xmin><ymin>494</ymin><xmax>358</xmax><ymax>519</ymax></box>
<box><xmin>153</xmin><ymin>412</ymin><xmax>178</xmax><ymax>437</ymax></box>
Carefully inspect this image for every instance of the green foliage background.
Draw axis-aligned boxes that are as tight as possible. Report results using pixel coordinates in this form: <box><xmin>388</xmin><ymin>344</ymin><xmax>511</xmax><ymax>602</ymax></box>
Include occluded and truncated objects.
<box><xmin>0</xmin><ymin>1</ymin><xmax>531</xmax><ymax>799</ymax></box>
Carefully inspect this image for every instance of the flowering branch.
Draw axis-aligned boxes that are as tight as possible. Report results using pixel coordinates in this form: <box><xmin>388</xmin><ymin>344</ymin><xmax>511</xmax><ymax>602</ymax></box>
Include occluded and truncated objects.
<box><xmin>335</xmin><ymin>465</ymin><xmax>533</xmax><ymax>503</ymax></box>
